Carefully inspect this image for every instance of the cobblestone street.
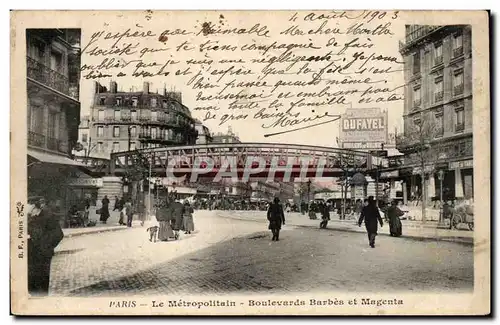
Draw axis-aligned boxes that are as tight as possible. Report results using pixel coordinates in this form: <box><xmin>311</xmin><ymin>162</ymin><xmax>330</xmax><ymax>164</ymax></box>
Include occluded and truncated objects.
<box><xmin>49</xmin><ymin>210</ymin><xmax>473</xmax><ymax>296</ymax></box>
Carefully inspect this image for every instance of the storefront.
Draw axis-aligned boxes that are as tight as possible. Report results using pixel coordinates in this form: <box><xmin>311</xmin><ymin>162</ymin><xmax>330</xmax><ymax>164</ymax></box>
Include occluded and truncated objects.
<box><xmin>66</xmin><ymin>175</ymin><xmax>103</xmax><ymax>208</ymax></box>
<box><xmin>449</xmin><ymin>159</ymin><xmax>474</xmax><ymax>200</ymax></box>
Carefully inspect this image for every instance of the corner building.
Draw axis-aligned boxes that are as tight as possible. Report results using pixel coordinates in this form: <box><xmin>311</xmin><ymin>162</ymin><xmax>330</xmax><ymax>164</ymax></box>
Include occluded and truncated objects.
<box><xmin>88</xmin><ymin>81</ymin><xmax>198</xmax><ymax>158</ymax></box>
<box><xmin>397</xmin><ymin>25</ymin><xmax>473</xmax><ymax>202</ymax></box>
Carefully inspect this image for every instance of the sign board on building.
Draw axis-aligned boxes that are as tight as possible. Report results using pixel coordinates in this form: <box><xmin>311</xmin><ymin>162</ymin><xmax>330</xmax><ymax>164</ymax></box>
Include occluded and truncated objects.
<box><xmin>338</xmin><ymin>108</ymin><xmax>388</xmax><ymax>147</ymax></box>
<box><xmin>412</xmin><ymin>166</ymin><xmax>434</xmax><ymax>175</ymax></box>
<box><xmin>380</xmin><ymin>170</ymin><xmax>399</xmax><ymax>179</ymax></box>
<box><xmin>449</xmin><ymin>159</ymin><xmax>473</xmax><ymax>170</ymax></box>
<box><xmin>67</xmin><ymin>178</ymin><xmax>103</xmax><ymax>187</ymax></box>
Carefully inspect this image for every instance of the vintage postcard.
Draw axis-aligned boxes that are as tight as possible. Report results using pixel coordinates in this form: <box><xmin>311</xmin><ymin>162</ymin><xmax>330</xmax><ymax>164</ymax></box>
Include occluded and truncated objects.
<box><xmin>10</xmin><ymin>10</ymin><xmax>490</xmax><ymax>315</ymax></box>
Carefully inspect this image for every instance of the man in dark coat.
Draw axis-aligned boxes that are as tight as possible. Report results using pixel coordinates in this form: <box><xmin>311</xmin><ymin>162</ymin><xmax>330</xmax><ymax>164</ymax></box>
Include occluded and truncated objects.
<box><xmin>100</xmin><ymin>195</ymin><xmax>110</xmax><ymax>223</ymax></box>
<box><xmin>358</xmin><ymin>196</ymin><xmax>384</xmax><ymax>248</ymax></box>
<box><xmin>267</xmin><ymin>197</ymin><xmax>285</xmax><ymax>241</ymax></box>
<box><xmin>27</xmin><ymin>198</ymin><xmax>64</xmax><ymax>296</ymax></box>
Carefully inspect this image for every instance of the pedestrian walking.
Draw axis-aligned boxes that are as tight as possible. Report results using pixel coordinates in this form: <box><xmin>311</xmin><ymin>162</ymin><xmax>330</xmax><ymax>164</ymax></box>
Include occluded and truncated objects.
<box><xmin>319</xmin><ymin>202</ymin><xmax>330</xmax><ymax>229</ymax></box>
<box><xmin>358</xmin><ymin>196</ymin><xmax>384</xmax><ymax>248</ymax></box>
<box><xmin>112</xmin><ymin>195</ymin><xmax>120</xmax><ymax>211</ymax></box>
<box><xmin>387</xmin><ymin>200</ymin><xmax>404</xmax><ymax>237</ymax></box>
<box><xmin>27</xmin><ymin>197</ymin><xmax>64</xmax><ymax>296</ymax></box>
<box><xmin>182</xmin><ymin>201</ymin><xmax>195</xmax><ymax>234</ymax></box>
<box><xmin>267</xmin><ymin>197</ymin><xmax>286</xmax><ymax>241</ymax></box>
<box><xmin>100</xmin><ymin>195</ymin><xmax>110</xmax><ymax>224</ymax></box>
<box><xmin>169</xmin><ymin>197</ymin><xmax>184</xmax><ymax>240</ymax></box>
<box><xmin>125</xmin><ymin>200</ymin><xmax>133</xmax><ymax>227</ymax></box>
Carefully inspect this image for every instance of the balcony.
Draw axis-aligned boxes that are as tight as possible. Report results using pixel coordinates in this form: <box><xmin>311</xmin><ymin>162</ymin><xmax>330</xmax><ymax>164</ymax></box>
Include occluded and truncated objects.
<box><xmin>434</xmin><ymin>91</ymin><xmax>444</xmax><ymax>102</ymax></box>
<box><xmin>434</xmin><ymin>55</ymin><xmax>443</xmax><ymax>66</ymax></box>
<box><xmin>434</xmin><ymin>127</ymin><xmax>444</xmax><ymax>138</ymax></box>
<box><xmin>455</xmin><ymin>123</ymin><xmax>465</xmax><ymax>132</ymax></box>
<box><xmin>28</xmin><ymin>131</ymin><xmax>45</xmax><ymax>147</ymax></box>
<box><xmin>27</xmin><ymin>56</ymin><xmax>69</xmax><ymax>95</ymax></box>
<box><xmin>28</xmin><ymin>131</ymin><xmax>69</xmax><ymax>155</ymax></box>
<box><xmin>453</xmin><ymin>46</ymin><xmax>464</xmax><ymax>58</ymax></box>
<box><xmin>454</xmin><ymin>84</ymin><xmax>464</xmax><ymax>96</ymax></box>
<box><xmin>413</xmin><ymin>99</ymin><xmax>421</xmax><ymax>108</ymax></box>
<box><xmin>400</xmin><ymin>26</ymin><xmax>444</xmax><ymax>52</ymax></box>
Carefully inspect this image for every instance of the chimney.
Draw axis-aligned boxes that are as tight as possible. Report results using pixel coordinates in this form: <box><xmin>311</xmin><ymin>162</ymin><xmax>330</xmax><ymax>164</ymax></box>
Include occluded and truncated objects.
<box><xmin>163</xmin><ymin>84</ymin><xmax>167</xmax><ymax>96</ymax></box>
<box><xmin>110</xmin><ymin>81</ymin><xmax>117</xmax><ymax>93</ymax></box>
<box><xmin>94</xmin><ymin>81</ymin><xmax>99</xmax><ymax>94</ymax></box>
<box><xmin>143</xmin><ymin>81</ymin><xmax>150</xmax><ymax>94</ymax></box>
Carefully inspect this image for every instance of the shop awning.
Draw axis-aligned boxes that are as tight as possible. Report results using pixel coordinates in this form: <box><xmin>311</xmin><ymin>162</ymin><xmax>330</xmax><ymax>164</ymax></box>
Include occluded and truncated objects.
<box><xmin>28</xmin><ymin>150</ymin><xmax>86</xmax><ymax>167</ymax></box>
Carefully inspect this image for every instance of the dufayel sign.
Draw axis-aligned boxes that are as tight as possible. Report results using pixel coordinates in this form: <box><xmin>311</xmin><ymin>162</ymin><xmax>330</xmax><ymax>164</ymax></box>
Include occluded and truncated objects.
<box><xmin>338</xmin><ymin>108</ymin><xmax>388</xmax><ymax>146</ymax></box>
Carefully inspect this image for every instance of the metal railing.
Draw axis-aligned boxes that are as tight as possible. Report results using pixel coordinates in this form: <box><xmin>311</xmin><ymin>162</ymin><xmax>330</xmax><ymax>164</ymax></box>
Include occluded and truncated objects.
<box><xmin>28</xmin><ymin>131</ymin><xmax>45</xmax><ymax>147</ymax></box>
<box><xmin>453</xmin><ymin>46</ymin><xmax>464</xmax><ymax>58</ymax></box>
<box><xmin>26</xmin><ymin>56</ymin><xmax>69</xmax><ymax>95</ymax></box>
<box><xmin>456</xmin><ymin>123</ymin><xmax>465</xmax><ymax>132</ymax></box>
<box><xmin>435</xmin><ymin>91</ymin><xmax>444</xmax><ymax>102</ymax></box>
<box><xmin>29</xmin><ymin>131</ymin><xmax>68</xmax><ymax>154</ymax></box>
<box><xmin>454</xmin><ymin>84</ymin><xmax>464</xmax><ymax>96</ymax></box>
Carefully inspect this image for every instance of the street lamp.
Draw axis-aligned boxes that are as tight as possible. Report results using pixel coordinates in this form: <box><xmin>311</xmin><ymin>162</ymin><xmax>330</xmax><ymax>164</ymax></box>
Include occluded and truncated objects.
<box><xmin>437</xmin><ymin>170</ymin><xmax>447</xmax><ymax>228</ymax></box>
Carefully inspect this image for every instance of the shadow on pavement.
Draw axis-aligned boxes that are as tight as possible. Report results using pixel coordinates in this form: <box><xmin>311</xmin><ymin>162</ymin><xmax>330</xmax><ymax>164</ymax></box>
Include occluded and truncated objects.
<box><xmin>65</xmin><ymin>226</ymin><xmax>473</xmax><ymax>297</ymax></box>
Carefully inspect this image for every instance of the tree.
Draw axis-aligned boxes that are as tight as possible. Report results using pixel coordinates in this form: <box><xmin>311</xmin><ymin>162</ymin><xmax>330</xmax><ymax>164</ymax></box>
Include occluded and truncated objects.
<box><xmin>336</xmin><ymin>152</ymin><xmax>366</xmax><ymax>219</ymax></box>
<box><xmin>397</xmin><ymin>116</ymin><xmax>443</xmax><ymax>222</ymax></box>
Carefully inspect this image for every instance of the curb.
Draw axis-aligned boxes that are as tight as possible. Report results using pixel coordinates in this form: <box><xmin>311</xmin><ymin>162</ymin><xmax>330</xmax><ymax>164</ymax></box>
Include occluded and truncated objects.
<box><xmin>217</xmin><ymin>214</ymin><xmax>474</xmax><ymax>246</ymax></box>
<box><xmin>63</xmin><ymin>226</ymin><xmax>130</xmax><ymax>238</ymax></box>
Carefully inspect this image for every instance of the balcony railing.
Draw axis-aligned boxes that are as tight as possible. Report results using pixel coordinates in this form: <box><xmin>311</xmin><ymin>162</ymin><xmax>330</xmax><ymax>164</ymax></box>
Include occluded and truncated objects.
<box><xmin>456</xmin><ymin>123</ymin><xmax>465</xmax><ymax>132</ymax></box>
<box><xmin>434</xmin><ymin>127</ymin><xmax>444</xmax><ymax>138</ymax></box>
<box><xmin>27</xmin><ymin>56</ymin><xmax>69</xmax><ymax>95</ymax></box>
<box><xmin>454</xmin><ymin>84</ymin><xmax>464</xmax><ymax>96</ymax></box>
<box><xmin>434</xmin><ymin>55</ymin><xmax>443</xmax><ymax>65</ymax></box>
<box><xmin>434</xmin><ymin>91</ymin><xmax>444</xmax><ymax>102</ymax></box>
<box><xmin>28</xmin><ymin>131</ymin><xmax>68</xmax><ymax>154</ymax></box>
<box><xmin>453</xmin><ymin>46</ymin><xmax>464</xmax><ymax>58</ymax></box>
<box><xmin>413</xmin><ymin>99</ymin><xmax>421</xmax><ymax>107</ymax></box>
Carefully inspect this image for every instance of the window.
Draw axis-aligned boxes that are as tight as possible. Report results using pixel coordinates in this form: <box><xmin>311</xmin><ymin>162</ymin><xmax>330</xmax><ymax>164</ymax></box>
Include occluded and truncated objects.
<box><xmin>413</xmin><ymin>115</ymin><xmax>421</xmax><ymax>127</ymax></box>
<box><xmin>434</xmin><ymin>42</ymin><xmax>443</xmax><ymax>65</ymax></box>
<box><xmin>130</xmin><ymin>142</ymin><xmax>136</xmax><ymax>151</ymax></box>
<box><xmin>97</xmin><ymin>126</ymin><xmax>104</xmax><ymax>137</ymax></box>
<box><xmin>82</xmin><ymin>133</ymin><xmax>88</xmax><ymax>143</ymax></box>
<box><xmin>453</xmin><ymin>70</ymin><xmax>464</xmax><ymax>95</ymax></box>
<box><xmin>162</xmin><ymin>99</ymin><xmax>168</xmax><ymax>108</ymax></box>
<box><xmin>435</xmin><ymin>111</ymin><xmax>444</xmax><ymax>137</ymax></box>
<box><xmin>115</xmin><ymin>97</ymin><xmax>122</xmax><ymax>106</ymax></box>
<box><xmin>97</xmin><ymin>142</ymin><xmax>103</xmax><ymax>152</ymax></box>
<box><xmin>413</xmin><ymin>87</ymin><xmax>421</xmax><ymax>107</ymax></box>
<box><xmin>151</xmin><ymin>98</ymin><xmax>157</xmax><ymax>107</ymax></box>
<box><xmin>99</xmin><ymin>97</ymin><xmax>106</xmax><ymax>105</ymax></box>
<box><xmin>112</xmin><ymin>142</ymin><xmax>120</xmax><ymax>153</ymax></box>
<box><xmin>98</xmin><ymin>110</ymin><xmax>105</xmax><ymax>121</ymax></box>
<box><xmin>131</xmin><ymin>97</ymin><xmax>138</xmax><ymax>107</ymax></box>
<box><xmin>50</xmin><ymin>51</ymin><xmax>62</xmax><ymax>72</ymax></box>
<box><xmin>455</xmin><ymin>108</ymin><xmax>465</xmax><ymax>132</ymax></box>
<box><xmin>151</xmin><ymin>111</ymin><xmax>158</xmax><ymax>122</ymax></box>
<box><xmin>131</xmin><ymin>110</ymin><xmax>137</xmax><ymax>121</ymax></box>
<box><xmin>412</xmin><ymin>52</ymin><xmax>420</xmax><ymax>75</ymax></box>
<box><xmin>130</xmin><ymin>126</ymin><xmax>137</xmax><ymax>137</ymax></box>
<box><xmin>434</xmin><ymin>77</ymin><xmax>444</xmax><ymax>102</ymax></box>
<box><xmin>151</xmin><ymin>127</ymin><xmax>157</xmax><ymax>139</ymax></box>
<box><xmin>453</xmin><ymin>33</ymin><xmax>464</xmax><ymax>58</ymax></box>
<box><xmin>113</xmin><ymin>126</ymin><xmax>120</xmax><ymax>137</ymax></box>
<box><xmin>114</xmin><ymin>110</ymin><xmax>120</xmax><ymax>120</ymax></box>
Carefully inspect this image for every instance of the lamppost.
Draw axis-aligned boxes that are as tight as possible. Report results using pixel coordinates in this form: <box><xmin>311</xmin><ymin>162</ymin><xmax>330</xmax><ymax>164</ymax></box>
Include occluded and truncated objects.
<box><xmin>437</xmin><ymin>170</ymin><xmax>447</xmax><ymax>228</ymax></box>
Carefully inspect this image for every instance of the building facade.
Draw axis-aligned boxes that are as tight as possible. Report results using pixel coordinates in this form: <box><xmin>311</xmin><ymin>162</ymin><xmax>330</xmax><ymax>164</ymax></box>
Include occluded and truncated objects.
<box><xmin>194</xmin><ymin>119</ymin><xmax>213</xmax><ymax>145</ymax></box>
<box><xmin>397</xmin><ymin>25</ymin><xmax>473</xmax><ymax>202</ymax></box>
<box><xmin>86</xmin><ymin>81</ymin><xmax>198</xmax><ymax>158</ymax></box>
<box><xmin>26</xmin><ymin>28</ymin><xmax>83</xmax><ymax>222</ymax></box>
<box><xmin>212</xmin><ymin>127</ymin><xmax>241</xmax><ymax>144</ymax></box>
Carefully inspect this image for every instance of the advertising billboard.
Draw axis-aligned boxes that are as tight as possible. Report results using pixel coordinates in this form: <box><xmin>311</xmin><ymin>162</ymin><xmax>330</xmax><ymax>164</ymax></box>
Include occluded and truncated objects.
<box><xmin>338</xmin><ymin>108</ymin><xmax>388</xmax><ymax>147</ymax></box>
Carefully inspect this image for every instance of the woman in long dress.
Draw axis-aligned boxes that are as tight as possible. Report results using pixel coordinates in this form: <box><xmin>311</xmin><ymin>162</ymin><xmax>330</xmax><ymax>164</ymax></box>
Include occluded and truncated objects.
<box><xmin>387</xmin><ymin>200</ymin><xmax>404</xmax><ymax>237</ymax></box>
<box><xmin>182</xmin><ymin>201</ymin><xmax>195</xmax><ymax>234</ymax></box>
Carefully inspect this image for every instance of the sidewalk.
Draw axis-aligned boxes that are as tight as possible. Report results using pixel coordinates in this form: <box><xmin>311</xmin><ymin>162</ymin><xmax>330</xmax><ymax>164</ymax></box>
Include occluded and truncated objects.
<box><xmin>214</xmin><ymin>211</ymin><xmax>473</xmax><ymax>245</ymax></box>
<box><xmin>62</xmin><ymin>211</ymin><xmax>149</xmax><ymax>238</ymax></box>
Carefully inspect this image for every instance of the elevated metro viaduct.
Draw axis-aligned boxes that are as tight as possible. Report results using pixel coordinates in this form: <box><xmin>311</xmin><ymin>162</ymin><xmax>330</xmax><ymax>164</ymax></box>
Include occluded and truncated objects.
<box><xmin>74</xmin><ymin>143</ymin><xmax>389</xmax><ymax>181</ymax></box>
